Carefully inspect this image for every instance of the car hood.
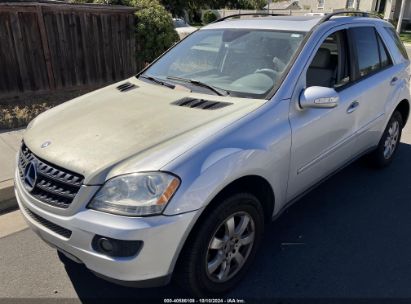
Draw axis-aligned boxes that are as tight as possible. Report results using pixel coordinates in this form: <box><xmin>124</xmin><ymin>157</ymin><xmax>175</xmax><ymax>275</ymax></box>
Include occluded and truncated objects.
<box><xmin>23</xmin><ymin>78</ymin><xmax>264</xmax><ymax>184</ymax></box>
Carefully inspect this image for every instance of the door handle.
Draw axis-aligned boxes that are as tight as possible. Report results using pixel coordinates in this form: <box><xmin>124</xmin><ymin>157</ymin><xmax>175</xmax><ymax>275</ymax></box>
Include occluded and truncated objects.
<box><xmin>390</xmin><ymin>77</ymin><xmax>399</xmax><ymax>86</ymax></box>
<box><xmin>347</xmin><ymin>101</ymin><xmax>359</xmax><ymax>114</ymax></box>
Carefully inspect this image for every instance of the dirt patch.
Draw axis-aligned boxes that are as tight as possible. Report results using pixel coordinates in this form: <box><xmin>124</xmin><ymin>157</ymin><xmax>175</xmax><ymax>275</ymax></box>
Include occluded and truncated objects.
<box><xmin>0</xmin><ymin>88</ymin><xmax>97</xmax><ymax>130</ymax></box>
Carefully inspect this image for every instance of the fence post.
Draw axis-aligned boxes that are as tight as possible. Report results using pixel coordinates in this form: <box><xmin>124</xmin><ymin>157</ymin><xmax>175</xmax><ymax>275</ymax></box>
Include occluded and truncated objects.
<box><xmin>36</xmin><ymin>4</ymin><xmax>56</xmax><ymax>90</ymax></box>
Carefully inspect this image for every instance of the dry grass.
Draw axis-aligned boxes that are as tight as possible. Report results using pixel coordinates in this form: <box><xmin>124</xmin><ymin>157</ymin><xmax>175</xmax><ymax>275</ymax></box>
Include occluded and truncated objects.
<box><xmin>0</xmin><ymin>88</ymin><xmax>96</xmax><ymax>130</ymax></box>
<box><xmin>0</xmin><ymin>103</ymin><xmax>54</xmax><ymax>130</ymax></box>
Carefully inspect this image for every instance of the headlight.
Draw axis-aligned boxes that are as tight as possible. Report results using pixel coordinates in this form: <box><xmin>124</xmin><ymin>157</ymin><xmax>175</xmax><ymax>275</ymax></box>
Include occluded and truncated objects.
<box><xmin>88</xmin><ymin>172</ymin><xmax>180</xmax><ymax>216</ymax></box>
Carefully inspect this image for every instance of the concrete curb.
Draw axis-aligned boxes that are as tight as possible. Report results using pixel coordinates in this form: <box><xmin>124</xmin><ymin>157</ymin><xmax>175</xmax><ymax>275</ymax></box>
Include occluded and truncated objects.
<box><xmin>0</xmin><ymin>179</ymin><xmax>17</xmax><ymax>213</ymax></box>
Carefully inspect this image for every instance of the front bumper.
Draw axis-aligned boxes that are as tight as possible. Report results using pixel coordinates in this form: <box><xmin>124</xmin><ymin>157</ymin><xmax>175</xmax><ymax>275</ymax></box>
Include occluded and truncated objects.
<box><xmin>14</xmin><ymin>169</ymin><xmax>199</xmax><ymax>286</ymax></box>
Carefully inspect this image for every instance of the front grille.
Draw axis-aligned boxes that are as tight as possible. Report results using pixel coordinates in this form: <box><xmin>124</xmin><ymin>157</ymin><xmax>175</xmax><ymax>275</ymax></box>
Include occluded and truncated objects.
<box><xmin>18</xmin><ymin>143</ymin><xmax>84</xmax><ymax>209</ymax></box>
<box><xmin>24</xmin><ymin>207</ymin><xmax>72</xmax><ymax>239</ymax></box>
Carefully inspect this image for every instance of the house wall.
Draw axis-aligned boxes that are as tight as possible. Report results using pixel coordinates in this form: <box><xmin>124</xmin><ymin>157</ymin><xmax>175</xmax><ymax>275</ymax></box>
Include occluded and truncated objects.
<box><xmin>384</xmin><ymin>0</ymin><xmax>396</xmax><ymax>19</ymax></box>
<box><xmin>392</xmin><ymin>0</ymin><xmax>411</xmax><ymax>29</ymax></box>
<box><xmin>298</xmin><ymin>0</ymin><xmax>411</xmax><ymax>29</ymax></box>
<box><xmin>383</xmin><ymin>0</ymin><xmax>411</xmax><ymax>21</ymax></box>
<box><xmin>297</xmin><ymin>0</ymin><xmax>375</xmax><ymax>12</ymax></box>
<box><xmin>393</xmin><ymin>0</ymin><xmax>411</xmax><ymax>21</ymax></box>
<box><xmin>359</xmin><ymin>0</ymin><xmax>377</xmax><ymax>11</ymax></box>
<box><xmin>404</xmin><ymin>1</ymin><xmax>411</xmax><ymax>21</ymax></box>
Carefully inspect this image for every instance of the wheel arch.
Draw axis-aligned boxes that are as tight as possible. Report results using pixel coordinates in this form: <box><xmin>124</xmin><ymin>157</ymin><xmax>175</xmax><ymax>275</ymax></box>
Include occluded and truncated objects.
<box><xmin>204</xmin><ymin>175</ymin><xmax>275</xmax><ymax>222</ymax></box>
<box><xmin>395</xmin><ymin>99</ymin><xmax>410</xmax><ymax>127</ymax></box>
<box><xmin>185</xmin><ymin>174</ymin><xmax>275</xmax><ymax>242</ymax></box>
<box><xmin>172</xmin><ymin>175</ymin><xmax>275</xmax><ymax>276</ymax></box>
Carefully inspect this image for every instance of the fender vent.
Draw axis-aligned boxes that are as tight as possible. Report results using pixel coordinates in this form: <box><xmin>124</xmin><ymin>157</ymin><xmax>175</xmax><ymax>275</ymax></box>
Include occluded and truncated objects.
<box><xmin>116</xmin><ymin>82</ymin><xmax>138</xmax><ymax>92</ymax></box>
<box><xmin>172</xmin><ymin>97</ymin><xmax>232</xmax><ymax>110</ymax></box>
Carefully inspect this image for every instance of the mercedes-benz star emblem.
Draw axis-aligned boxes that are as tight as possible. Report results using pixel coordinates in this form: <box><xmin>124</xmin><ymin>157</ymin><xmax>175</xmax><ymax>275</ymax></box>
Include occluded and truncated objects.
<box><xmin>23</xmin><ymin>161</ymin><xmax>38</xmax><ymax>192</ymax></box>
<box><xmin>41</xmin><ymin>141</ymin><xmax>51</xmax><ymax>148</ymax></box>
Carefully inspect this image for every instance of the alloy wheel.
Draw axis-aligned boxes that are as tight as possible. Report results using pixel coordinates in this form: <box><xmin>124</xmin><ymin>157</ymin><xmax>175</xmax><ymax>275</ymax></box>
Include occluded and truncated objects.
<box><xmin>205</xmin><ymin>211</ymin><xmax>255</xmax><ymax>283</ymax></box>
<box><xmin>383</xmin><ymin>120</ymin><xmax>400</xmax><ymax>159</ymax></box>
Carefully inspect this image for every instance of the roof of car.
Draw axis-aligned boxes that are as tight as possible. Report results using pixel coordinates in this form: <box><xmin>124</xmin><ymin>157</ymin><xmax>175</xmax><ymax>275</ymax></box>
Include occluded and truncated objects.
<box><xmin>201</xmin><ymin>15</ymin><xmax>387</xmax><ymax>32</ymax></box>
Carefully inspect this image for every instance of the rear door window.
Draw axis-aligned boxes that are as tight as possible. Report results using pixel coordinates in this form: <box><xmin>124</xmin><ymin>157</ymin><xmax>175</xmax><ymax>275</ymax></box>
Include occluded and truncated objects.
<box><xmin>350</xmin><ymin>27</ymin><xmax>381</xmax><ymax>77</ymax></box>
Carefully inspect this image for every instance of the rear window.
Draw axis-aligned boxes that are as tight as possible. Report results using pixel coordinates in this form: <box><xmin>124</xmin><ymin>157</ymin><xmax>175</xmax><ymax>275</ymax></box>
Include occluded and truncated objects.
<box><xmin>384</xmin><ymin>27</ymin><xmax>409</xmax><ymax>60</ymax></box>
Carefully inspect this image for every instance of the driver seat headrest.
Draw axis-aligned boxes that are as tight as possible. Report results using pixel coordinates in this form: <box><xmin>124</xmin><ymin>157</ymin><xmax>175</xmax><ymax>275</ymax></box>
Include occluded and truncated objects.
<box><xmin>311</xmin><ymin>48</ymin><xmax>331</xmax><ymax>68</ymax></box>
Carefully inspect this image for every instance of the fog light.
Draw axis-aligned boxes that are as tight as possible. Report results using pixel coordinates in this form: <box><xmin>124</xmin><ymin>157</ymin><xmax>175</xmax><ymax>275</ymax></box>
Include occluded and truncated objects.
<box><xmin>98</xmin><ymin>238</ymin><xmax>114</xmax><ymax>253</ymax></box>
<box><xmin>92</xmin><ymin>235</ymin><xmax>143</xmax><ymax>258</ymax></box>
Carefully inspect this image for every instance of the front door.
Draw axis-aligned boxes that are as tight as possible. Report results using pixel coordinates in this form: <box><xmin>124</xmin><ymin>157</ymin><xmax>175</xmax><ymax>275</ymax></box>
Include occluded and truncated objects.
<box><xmin>287</xmin><ymin>28</ymin><xmax>360</xmax><ymax>200</ymax></box>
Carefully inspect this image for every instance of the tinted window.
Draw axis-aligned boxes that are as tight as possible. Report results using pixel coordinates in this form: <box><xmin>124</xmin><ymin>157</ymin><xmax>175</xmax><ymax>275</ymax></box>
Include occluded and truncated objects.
<box><xmin>377</xmin><ymin>34</ymin><xmax>392</xmax><ymax>68</ymax></box>
<box><xmin>385</xmin><ymin>27</ymin><xmax>409</xmax><ymax>59</ymax></box>
<box><xmin>351</xmin><ymin>27</ymin><xmax>380</xmax><ymax>77</ymax></box>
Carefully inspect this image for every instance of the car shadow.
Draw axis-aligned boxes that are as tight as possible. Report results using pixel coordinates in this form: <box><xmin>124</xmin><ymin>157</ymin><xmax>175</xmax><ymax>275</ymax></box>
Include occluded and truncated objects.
<box><xmin>65</xmin><ymin>142</ymin><xmax>411</xmax><ymax>302</ymax></box>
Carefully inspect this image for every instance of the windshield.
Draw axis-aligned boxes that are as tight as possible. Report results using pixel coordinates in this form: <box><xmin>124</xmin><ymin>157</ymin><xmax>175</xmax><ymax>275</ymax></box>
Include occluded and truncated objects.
<box><xmin>141</xmin><ymin>29</ymin><xmax>306</xmax><ymax>99</ymax></box>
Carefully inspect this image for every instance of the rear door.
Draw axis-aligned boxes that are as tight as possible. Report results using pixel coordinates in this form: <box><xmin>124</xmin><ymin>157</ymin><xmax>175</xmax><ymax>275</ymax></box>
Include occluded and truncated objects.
<box><xmin>347</xmin><ymin>26</ymin><xmax>398</xmax><ymax>154</ymax></box>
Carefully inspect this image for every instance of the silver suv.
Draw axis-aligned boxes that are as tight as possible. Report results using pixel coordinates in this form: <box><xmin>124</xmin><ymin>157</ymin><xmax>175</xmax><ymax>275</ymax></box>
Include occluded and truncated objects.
<box><xmin>15</xmin><ymin>12</ymin><xmax>410</xmax><ymax>296</ymax></box>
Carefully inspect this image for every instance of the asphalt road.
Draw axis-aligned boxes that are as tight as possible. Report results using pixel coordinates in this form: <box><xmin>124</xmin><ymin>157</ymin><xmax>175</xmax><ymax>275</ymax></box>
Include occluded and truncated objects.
<box><xmin>2</xmin><ymin>55</ymin><xmax>411</xmax><ymax>304</ymax></box>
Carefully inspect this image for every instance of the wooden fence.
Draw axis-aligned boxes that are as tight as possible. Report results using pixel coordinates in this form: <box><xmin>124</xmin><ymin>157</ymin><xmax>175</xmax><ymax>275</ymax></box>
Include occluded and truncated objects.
<box><xmin>0</xmin><ymin>2</ymin><xmax>137</xmax><ymax>99</ymax></box>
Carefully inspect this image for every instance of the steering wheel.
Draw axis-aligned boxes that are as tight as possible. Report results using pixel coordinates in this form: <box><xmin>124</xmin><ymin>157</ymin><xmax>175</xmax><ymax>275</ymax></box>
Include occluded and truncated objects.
<box><xmin>272</xmin><ymin>57</ymin><xmax>286</xmax><ymax>72</ymax></box>
<box><xmin>255</xmin><ymin>68</ymin><xmax>278</xmax><ymax>80</ymax></box>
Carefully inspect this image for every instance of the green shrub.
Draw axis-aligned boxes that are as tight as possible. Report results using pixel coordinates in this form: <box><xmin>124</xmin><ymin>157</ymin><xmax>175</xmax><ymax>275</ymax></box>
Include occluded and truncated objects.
<box><xmin>129</xmin><ymin>0</ymin><xmax>179</xmax><ymax>70</ymax></box>
<box><xmin>203</xmin><ymin>10</ymin><xmax>218</xmax><ymax>24</ymax></box>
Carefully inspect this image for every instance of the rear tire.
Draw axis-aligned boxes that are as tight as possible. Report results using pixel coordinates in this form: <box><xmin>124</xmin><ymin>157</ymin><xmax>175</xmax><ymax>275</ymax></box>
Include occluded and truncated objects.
<box><xmin>368</xmin><ymin>111</ymin><xmax>403</xmax><ymax>168</ymax></box>
<box><xmin>175</xmin><ymin>193</ymin><xmax>265</xmax><ymax>297</ymax></box>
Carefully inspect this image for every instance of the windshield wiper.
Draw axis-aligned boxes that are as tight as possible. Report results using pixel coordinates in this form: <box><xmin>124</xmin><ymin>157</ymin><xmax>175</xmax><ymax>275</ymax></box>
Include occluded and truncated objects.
<box><xmin>166</xmin><ymin>76</ymin><xmax>229</xmax><ymax>96</ymax></box>
<box><xmin>139</xmin><ymin>74</ymin><xmax>175</xmax><ymax>89</ymax></box>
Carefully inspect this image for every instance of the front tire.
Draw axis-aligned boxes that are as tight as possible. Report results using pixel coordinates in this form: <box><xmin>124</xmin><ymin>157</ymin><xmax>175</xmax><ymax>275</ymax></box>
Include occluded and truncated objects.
<box><xmin>369</xmin><ymin>111</ymin><xmax>403</xmax><ymax>168</ymax></box>
<box><xmin>175</xmin><ymin>193</ymin><xmax>265</xmax><ymax>297</ymax></box>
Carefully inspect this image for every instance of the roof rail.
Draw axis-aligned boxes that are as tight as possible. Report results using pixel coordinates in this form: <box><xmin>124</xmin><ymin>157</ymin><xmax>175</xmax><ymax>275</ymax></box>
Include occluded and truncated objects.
<box><xmin>213</xmin><ymin>13</ymin><xmax>286</xmax><ymax>23</ymax></box>
<box><xmin>318</xmin><ymin>10</ymin><xmax>382</xmax><ymax>24</ymax></box>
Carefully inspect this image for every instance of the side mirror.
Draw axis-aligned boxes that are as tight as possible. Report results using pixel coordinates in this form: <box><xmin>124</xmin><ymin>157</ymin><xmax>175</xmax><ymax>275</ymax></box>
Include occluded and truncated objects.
<box><xmin>299</xmin><ymin>86</ymin><xmax>339</xmax><ymax>109</ymax></box>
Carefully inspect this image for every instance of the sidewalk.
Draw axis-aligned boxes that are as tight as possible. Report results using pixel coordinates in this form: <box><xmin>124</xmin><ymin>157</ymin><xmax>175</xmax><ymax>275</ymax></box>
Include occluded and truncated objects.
<box><xmin>0</xmin><ymin>129</ymin><xmax>24</xmax><ymax>212</ymax></box>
